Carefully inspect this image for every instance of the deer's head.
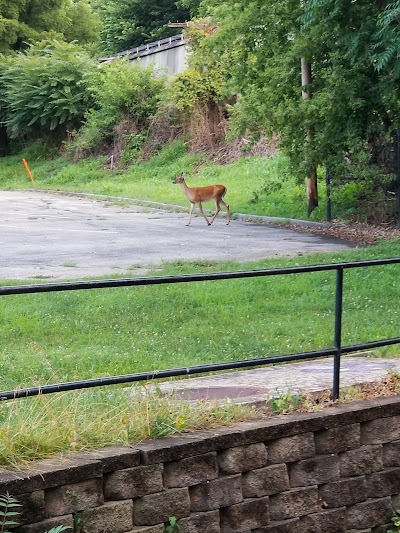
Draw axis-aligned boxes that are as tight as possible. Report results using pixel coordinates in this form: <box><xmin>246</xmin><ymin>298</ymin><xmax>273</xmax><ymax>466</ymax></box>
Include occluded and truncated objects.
<box><xmin>173</xmin><ymin>171</ymin><xmax>186</xmax><ymax>184</ymax></box>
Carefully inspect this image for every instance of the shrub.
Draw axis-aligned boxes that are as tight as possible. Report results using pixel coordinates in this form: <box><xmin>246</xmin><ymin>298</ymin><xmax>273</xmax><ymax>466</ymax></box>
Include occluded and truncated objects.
<box><xmin>1</xmin><ymin>40</ymin><xmax>96</xmax><ymax>142</ymax></box>
<box><xmin>67</xmin><ymin>59</ymin><xmax>168</xmax><ymax>160</ymax></box>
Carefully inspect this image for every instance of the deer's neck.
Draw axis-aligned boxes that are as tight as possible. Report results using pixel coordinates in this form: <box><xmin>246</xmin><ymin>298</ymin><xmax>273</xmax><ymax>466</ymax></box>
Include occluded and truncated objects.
<box><xmin>180</xmin><ymin>180</ymin><xmax>195</xmax><ymax>201</ymax></box>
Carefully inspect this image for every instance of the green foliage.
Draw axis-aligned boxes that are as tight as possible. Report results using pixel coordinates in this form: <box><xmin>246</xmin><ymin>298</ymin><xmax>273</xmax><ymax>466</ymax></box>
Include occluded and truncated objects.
<box><xmin>370</xmin><ymin>2</ymin><xmax>400</xmax><ymax>78</ymax></box>
<box><xmin>171</xmin><ymin>22</ymin><xmax>231</xmax><ymax>111</ymax></box>
<box><xmin>166</xmin><ymin>516</ymin><xmax>180</xmax><ymax>533</ymax></box>
<box><xmin>45</xmin><ymin>526</ymin><xmax>72</xmax><ymax>533</ymax></box>
<box><xmin>302</xmin><ymin>0</ymin><xmax>400</xmax><ymax>76</ymax></box>
<box><xmin>94</xmin><ymin>60</ymin><xmax>167</xmax><ymax>125</ymax></box>
<box><xmin>93</xmin><ymin>0</ymin><xmax>193</xmax><ymax>54</ymax></box>
<box><xmin>388</xmin><ymin>508</ymin><xmax>400</xmax><ymax>532</ymax></box>
<box><xmin>60</xmin><ymin>1</ymin><xmax>101</xmax><ymax>48</ymax></box>
<box><xmin>168</xmin><ymin>21</ymin><xmax>234</xmax><ymax>149</ymax></box>
<box><xmin>0</xmin><ymin>0</ymin><xmax>100</xmax><ymax>53</ymax></box>
<box><xmin>1</xmin><ymin>40</ymin><xmax>96</xmax><ymax>140</ymax></box>
<box><xmin>65</xmin><ymin>109</ymin><xmax>116</xmax><ymax>158</ymax></box>
<box><xmin>67</xmin><ymin>59</ymin><xmax>167</xmax><ymax>158</ymax></box>
<box><xmin>270</xmin><ymin>392</ymin><xmax>306</xmax><ymax>414</ymax></box>
<box><xmin>176</xmin><ymin>0</ymin><xmax>202</xmax><ymax>16</ymax></box>
<box><xmin>298</xmin><ymin>0</ymin><xmax>400</xmax><ymax>176</ymax></box>
<box><xmin>0</xmin><ymin>493</ymin><xmax>21</xmax><ymax>533</ymax></box>
<box><xmin>194</xmin><ymin>0</ymin><xmax>400</xmax><ymax>215</ymax></box>
<box><xmin>172</xmin><ymin>68</ymin><xmax>212</xmax><ymax>111</ymax></box>
<box><xmin>0</xmin><ymin>492</ymin><xmax>71</xmax><ymax>533</ymax></box>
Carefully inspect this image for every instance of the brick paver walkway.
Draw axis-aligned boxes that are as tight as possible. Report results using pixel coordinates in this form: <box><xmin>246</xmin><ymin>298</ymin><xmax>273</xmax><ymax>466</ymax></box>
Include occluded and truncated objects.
<box><xmin>156</xmin><ymin>356</ymin><xmax>400</xmax><ymax>403</ymax></box>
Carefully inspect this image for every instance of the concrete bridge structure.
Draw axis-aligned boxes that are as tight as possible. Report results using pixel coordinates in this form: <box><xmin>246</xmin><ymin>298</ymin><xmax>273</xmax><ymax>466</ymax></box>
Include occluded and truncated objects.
<box><xmin>98</xmin><ymin>34</ymin><xmax>188</xmax><ymax>77</ymax></box>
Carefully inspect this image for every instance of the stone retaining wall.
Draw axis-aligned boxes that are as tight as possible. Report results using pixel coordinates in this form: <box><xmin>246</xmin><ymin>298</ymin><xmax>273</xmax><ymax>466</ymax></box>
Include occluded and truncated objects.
<box><xmin>1</xmin><ymin>396</ymin><xmax>400</xmax><ymax>533</ymax></box>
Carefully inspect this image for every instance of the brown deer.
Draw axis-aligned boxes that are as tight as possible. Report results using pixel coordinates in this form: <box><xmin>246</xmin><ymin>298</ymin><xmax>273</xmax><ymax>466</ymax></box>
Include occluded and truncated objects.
<box><xmin>173</xmin><ymin>171</ymin><xmax>230</xmax><ymax>226</ymax></box>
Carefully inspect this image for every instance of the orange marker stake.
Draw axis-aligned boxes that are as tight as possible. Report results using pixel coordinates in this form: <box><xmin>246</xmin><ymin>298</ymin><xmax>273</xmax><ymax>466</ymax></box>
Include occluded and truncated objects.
<box><xmin>22</xmin><ymin>158</ymin><xmax>34</xmax><ymax>182</ymax></box>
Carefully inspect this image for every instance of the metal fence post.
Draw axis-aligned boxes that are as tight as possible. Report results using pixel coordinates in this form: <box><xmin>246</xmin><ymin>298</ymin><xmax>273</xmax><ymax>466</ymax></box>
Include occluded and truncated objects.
<box><xmin>2</xmin><ymin>259</ymin><xmax>400</xmax><ymax>401</ymax></box>
<box><xmin>326</xmin><ymin>169</ymin><xmax>332</xmax><ymax>222</ymax></box>
<box><xmin>394</xmin><ymin>129</ymin><xmax>400</xmax><ymax>229</ymax></box>
<box><xmin>332</xmin><ymin>267</ymin><xmax>344</xmax><ymax>400</ymax></box>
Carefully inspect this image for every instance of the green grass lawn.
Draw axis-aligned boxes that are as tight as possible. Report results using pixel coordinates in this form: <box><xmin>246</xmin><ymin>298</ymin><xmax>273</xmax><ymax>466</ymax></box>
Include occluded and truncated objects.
<box><xmin>1</xmin><ymin>243</ymin><xmax>400</xmax><ymax>392</ymax></box>
<box><xmin>1</xmin><ymin>143</ymin><xmax>400</xmax><ymax>467</ymax></box>
<box><xmin>0</xmin><ymin>141</ymin><xmax>329</xmax><ymax>221</ymax></box>
<box><xmin>1</xmin><ymin>241</ymin><xmax>400</xmax><ymax>466</ymax></box>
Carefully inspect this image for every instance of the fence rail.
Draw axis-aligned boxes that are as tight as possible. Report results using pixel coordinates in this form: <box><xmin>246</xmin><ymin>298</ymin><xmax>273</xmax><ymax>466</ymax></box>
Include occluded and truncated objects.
<box><xmin>325</xmin><ymin>129</ymin><xmax>400</xmax><ymax>226</ymax></box>
<box><xmin>1</xmin><ymin>258</ymin><xmax>400</xmax><ymax>402</ymax></box>
<box><xmin>98</xmin><ymin>34</ymin><xmax>186</xmax><ymax>63</ymax></box>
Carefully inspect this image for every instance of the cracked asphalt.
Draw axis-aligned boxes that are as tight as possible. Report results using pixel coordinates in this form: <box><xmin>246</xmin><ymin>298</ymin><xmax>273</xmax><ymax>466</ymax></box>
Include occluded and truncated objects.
<box><xmin>0</xmin><ymin>190</ymin><xmax>355</xmax><ymax>280</ymax></box>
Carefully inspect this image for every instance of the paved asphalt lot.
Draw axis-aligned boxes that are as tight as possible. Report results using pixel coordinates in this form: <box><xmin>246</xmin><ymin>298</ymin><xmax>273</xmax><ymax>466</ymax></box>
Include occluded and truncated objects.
<box><xmin>0</xmin><ymin>190</ymin><xmax>355</xmax><ymax>280</ymax></box>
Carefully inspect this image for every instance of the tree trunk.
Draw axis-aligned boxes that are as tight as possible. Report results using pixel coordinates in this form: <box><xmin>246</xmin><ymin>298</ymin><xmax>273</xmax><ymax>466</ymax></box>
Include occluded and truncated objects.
<box><xmin>306</xmin><ymin>167</ymin><xmax>318</xmax><ymax>216</ymax></box>
<box><xmin>0</xmin><ymin>126</ymin><xmax>9</xmax><ymax>156</ymax></box>
<box><xmin>301</xmin><ymin>58</ymin><xmax>318</xmax><ymax>216</ymax></box>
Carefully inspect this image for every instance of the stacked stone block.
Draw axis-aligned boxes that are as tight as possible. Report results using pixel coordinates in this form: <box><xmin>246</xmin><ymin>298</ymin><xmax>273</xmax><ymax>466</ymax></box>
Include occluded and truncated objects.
<box><xmin>0</xmin><ymin>397</ymin><xmax>399</xmax><ymax>532</ymax></box>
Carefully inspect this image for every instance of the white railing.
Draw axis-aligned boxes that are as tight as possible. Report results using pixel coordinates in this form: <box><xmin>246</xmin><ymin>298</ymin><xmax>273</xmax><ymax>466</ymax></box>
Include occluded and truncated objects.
<box><xmin>99</xmin><ymin>34</ymin><xmax>186</xmax><ymax>63</ymax></box>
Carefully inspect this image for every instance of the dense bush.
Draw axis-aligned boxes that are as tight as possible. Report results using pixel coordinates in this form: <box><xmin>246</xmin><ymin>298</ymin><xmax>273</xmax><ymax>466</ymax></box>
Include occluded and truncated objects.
<box><xmin>0</xmin><ymin>41</ymin><xmax>96</xmax><ymax>142</ymax></box>
<box><xmin>169</xmin><ymin>22</ymin><xmax>232</xmax><ymax>151</ymax></box>
<box><xmin>67</xmin><ymin>59</ymin><xmax>168</xmax><ymax>160</ymax></box>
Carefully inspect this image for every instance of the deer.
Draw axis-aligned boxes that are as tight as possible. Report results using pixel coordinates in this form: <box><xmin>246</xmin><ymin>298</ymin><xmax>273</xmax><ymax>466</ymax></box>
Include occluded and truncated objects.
<box><xmin>173</xmin><ymin>171</ymin><xmax>231</xmax><ymax>226</ymax></box>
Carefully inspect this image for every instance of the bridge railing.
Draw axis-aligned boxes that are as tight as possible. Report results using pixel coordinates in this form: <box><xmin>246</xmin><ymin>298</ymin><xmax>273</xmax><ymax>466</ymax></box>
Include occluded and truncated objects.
<box><xmin>98</xmin><ymin>34</ymin><xmax>186</xmax><ymax>63</ymax></box>
<box><xmin>1</xmin><ymin>257</ymin><xmax>400</xmax><ymax>402</ymax></box>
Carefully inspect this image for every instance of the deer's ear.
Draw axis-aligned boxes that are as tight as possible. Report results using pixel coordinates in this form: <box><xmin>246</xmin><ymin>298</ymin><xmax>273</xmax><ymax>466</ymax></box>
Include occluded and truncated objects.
<box><xmin>180</xmin><ymin>171</ymin><xmax>186</xmax><ymax>177</ymax></box>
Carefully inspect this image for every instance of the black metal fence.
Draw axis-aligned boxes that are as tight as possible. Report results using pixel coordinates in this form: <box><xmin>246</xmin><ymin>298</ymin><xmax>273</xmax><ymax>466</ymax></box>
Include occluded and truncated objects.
<box><xmin>1</xmin><ymin>257</ymin><xmax>400</xmax><ymax>403</ymax></box>
<box><xmin>326</xmin><ymin>129</ymin><xmax>400</xmax><ymax>227</ymax></box>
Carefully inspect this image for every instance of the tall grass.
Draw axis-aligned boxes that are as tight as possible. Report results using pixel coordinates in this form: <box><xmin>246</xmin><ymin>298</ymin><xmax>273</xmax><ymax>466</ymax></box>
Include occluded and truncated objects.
<box><xmin>0</xmin><ymin>387</ymin><xmax>255</xmax><ymax>467</ymax></box>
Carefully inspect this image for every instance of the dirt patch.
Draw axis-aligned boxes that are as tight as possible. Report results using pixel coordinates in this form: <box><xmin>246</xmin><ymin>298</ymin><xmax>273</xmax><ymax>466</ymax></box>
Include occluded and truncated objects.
<box><xmin>287</xmin><ymin>220</ymin><xmax>400</xmax><ymax>245</ymax></box>
<box><xmin>281</xmin><ymin>371</ymin><xmax>400</xmax><ymax>416</ymax></box>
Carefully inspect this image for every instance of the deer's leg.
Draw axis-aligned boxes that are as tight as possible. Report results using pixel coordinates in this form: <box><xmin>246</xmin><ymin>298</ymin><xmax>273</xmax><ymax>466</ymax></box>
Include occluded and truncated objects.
<box><xmin>198</xmin><ymin>201</ymin><xmax>211</xmax><ymax>225</ymax></box>
<box><xmin>220</xmin><ymin>199</ymin><xmax>230</xmax><ymax>225</ymax></box>
<box><xmin>187</xmin><ymin>203</ymin><xmax>195</xmax><ymax>225</ymax></box>
<box><xmin>208</xmin><ymin>199</ymin><xmax>222</xmax><ymax>225</ymax></box>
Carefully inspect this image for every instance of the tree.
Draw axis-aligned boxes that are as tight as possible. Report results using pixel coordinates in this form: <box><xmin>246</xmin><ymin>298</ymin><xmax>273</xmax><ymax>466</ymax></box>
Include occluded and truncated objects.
<box><xmin>194</xmin><ymin>0</ymin><xmax>400</xmax><ymax>218</ymax></box>
<box><xmin>373</xmin><ymin>1</ymin><xmax>400</xmax><ymax>74</ymax></box>
<box><xmin>0</xmin><ymin>0</ymin><xmax>100</xmax><ymax>54</ymax></box>
<box><xmin>170</xmin><ymin>20</ymin><xmax>232</xmax><ymax>151</ymax></box>
<box><xmin>299</xmin><ymin>0</ymin><xmax>400</xmax><ymax>174</ymax></box>
<box><xmin>94</xmin><ymin>0</ymin><xmax>193</xmax><ymax>54</ymax></box>
<box><xmin>0</xmin><ymin>0</ymin><xmax>99</xmax><ymax>154</ymax></box>
<box><xmin>176</xmin><ymin>0</ymin><xmax>202</xmax><ymax>17</ymax></box>
<box><xmin>1</xmin><ymin>41</ymin><xmax>96</xmax><ymax>141</ymax></box>
<box><xmin>303</xmin><ymin>0</ymin><xmax>400</xmax><ymax>76</ymax></box>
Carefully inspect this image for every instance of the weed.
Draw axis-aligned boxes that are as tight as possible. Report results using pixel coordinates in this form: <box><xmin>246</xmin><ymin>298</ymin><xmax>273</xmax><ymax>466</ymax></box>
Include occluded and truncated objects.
<box><xmin>165</xmin><ymin>516</ymin><xmax>180</xmax><ymax>532</ymax></box>
<box><xmin>0</xmin><ymin>493</ymin><xmax>21</xmax><ymax>533</ymax></box>
<box><xmin>270</xmin><ymin>391</ymin><xmax>306</xmax><ymax>414</ymax></box>
<box><xmin>387</xmin><ymin>509</ymin><xmax>400</xmax><ymax>532</ymax></box>
<box><xmin>0</xmin><ymin>493</ymin><xmax>71</xmax><ymax>533</ymax></box>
